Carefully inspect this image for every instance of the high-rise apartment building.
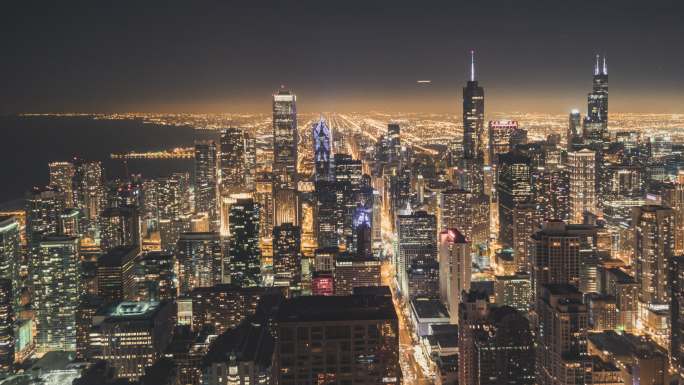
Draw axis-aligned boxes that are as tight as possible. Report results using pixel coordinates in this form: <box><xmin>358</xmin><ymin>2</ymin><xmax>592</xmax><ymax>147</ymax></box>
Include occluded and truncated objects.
<box><xmin>194</xmin><ymin>140</ymin><xmax>218</xmax><ymax>225</ymax></box>
<box><xmin>568</xmin><ymin>149</ymin><xmax>597</xmax><ymax>223</ymax></box>
<box><xmin>438</xmin><ymin>228</ymin><xmax>470</xmax><ymax>324</ymax></box>
<box><xmin>48</xmin><ymin>161</ymin><xmax>76</xmax><ymax>207</ymax></box>
<box><xmin>177</xmin><ymin>232</ymin><xmax>223</xmax><ymax>294</ymax></box>
<box><xmin>219</xmin><ymin>128</ymin><xmax>246</xmax><ymax>194</ymax></box>
<box><xmin>397</xmin><ymin>211</ymin><xmax>437</xmax><ymax>297</ymax></box>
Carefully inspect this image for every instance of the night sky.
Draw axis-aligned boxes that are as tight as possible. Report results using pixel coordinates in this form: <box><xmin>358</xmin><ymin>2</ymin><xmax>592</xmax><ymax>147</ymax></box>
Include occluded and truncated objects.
<box><xmin>2</xmin><ymin>0</ymin><xmax>683</xmax><ymax>114</ymax></box>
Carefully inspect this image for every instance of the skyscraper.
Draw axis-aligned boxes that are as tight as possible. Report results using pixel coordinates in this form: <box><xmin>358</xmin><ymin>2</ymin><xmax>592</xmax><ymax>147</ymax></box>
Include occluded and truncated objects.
<box><xmin>34</xmin><ymin>236</ymin><xmax>80</xmax><ymax>353</ymax></box>
<box><xmin>671</xmin><ymin>256</ymin><xmax>684</xmax><ymax>379</ymax></box>
<box><xmin>583</xmin><ymin>54</ymin><xmax>609</xmax><ymax>143</ymax></box>
<box><xmin>568</xmin><ymin>149</ymin><xmax>597</xmax><ymax>223</ymax></box>
<box><xmin>274</xmin><ymin>294</ymin><xmax>400</xmax><ymax>385</ymax></box>
<box><xmin>567</xmin><ymin>109</ymin><xmax>581</xmax><ymax>150</ymax></box>
<box><xmin>632</xmin><ymin>205</ymin><xmax>674</xmax><ymax>306</ymax></box>
<box><xmin>536</xmin><ymin>284</ymin><xmax>591</xmax><ymax>385</ymax></box>
<box><xmin>75</xmin><ymin>160</ymin><xmax>105</xmax><ymax>221</ymax></box>
<box><xmin>25</xmin><ymin>186</ymin><xmax>64</xmax><ymax>248</ymax></box>
<box><xmin>387</xmin><ymin>123</ymin><xmax>401</xmax><ymax>166</ymax></box>
<box><xmin>312</xmin><ymin>117</ymin><xmax>333</xmax><ymax>182</ymax></box>
<box><xmin>463</xmin><ymin>50</ymin><xmax>485</xmax><ymax>161</ymax></box>
<box><xmin>438</xmin><ymin>228</ymin><xmax>470</xmax><ymax>324</ymax></box>
<box><xmin>273</xmin><ymin>89</ymin><xmax>297</xmax><ymax>189</ymax></box>
<box><xmin>48</xmin><ymin>161</ymin><xmax>76</xmax><ymax>207</ymax></box>
<box><xmin>488</xmin><ymin>120</ymin><xmax>520</xmax><ymax>166</ymax></box>
<box><xmin>0</xmin><ymin>279</ymin><xmax>13</xmax><ymax>375</ymax></box>
<box><xmin>272</xmin><ymin>223</ymin><xmax>302</xmax><ymax>290</ymax></box>
<box><xmin>496</xmin><ymin>151</ymin><xmax>532</xmax><ymax>247</ymax></box>
<box><xmin>530</xmin><ymin>222</ymin><xmax>581</xmax><ymax>298</ymax></box>
<box><xmin>194</xmin><ymin>140</ymin><xmax>218</xmax><ymax>225</ymax></box>
<box><xmin>228</xmin><ymin>198</ymin><xmax>261</xmax><ymax>288</ymax></box>
<box><xmin>0</xmin><ymin>216</ymin><xmax>20</xmax><ymax>308</ymax></box>
<box><xmin>177</xmin><ymin>232</ymin><xmax>223</xmax><ymax>294</ymax></box>
<box><xmin>219</xmin><ymin>128</ymin><xmax>246</xmax><ymax>194</ymax></box>
<box><xmin>397</xmin><ymin>211</ymin><xmax>437</xmax><ymax>297</ymax></box>
<box><xmin>243</xmin><ymin>132</ymin><xmax>257</xmax><ymax>191</ymax></box>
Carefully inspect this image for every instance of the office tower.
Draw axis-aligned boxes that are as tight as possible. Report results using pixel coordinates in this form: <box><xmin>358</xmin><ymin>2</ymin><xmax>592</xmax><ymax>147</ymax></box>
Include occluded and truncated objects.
<box><xmin>440</xmin><ymin>189</ymin><xmax>489</xmax><ymax>247</ymax></box>
<box><xmin>203</xmin><ymin>315</ymin><xmax>274</xmax><ymax>385</ymax></box>
<box><xmin>314</xmin><ymin>181</ymin><xmax>338</xmax><ymax>249</ymax></box>
<box><xmin>194</xmin><ymin>140</ymin><xmax>218</xmax><ymax>225</ymax></box>
<box><xmin>531</xmin><ymin>222</ymin><xmax>582</xmax><ymax>298</ymax></box>
<box><xmin>48</xmin><ymin>161</ymin><xmax>76</xmax><ymax>207</ymax></box>
<box><xmin>177</xmin><ymin>232</ymin><xmax>223</xmax><ymax>292</ymax></box>
<box><xmin>669</xmin><ymin>173</ymin><xmax>684</xmax><ymax>254</ymax></box>
<box><xmin>387</xmin><ymin>123</ymin><xmax>401</xmax><ymax>166</ymax></box>
<box><xmin>632</xmin><ymin>205</ymin><xmax>674</xmax><ymax>307</ymax></box>
<box><xmin>463</xmin><ymin>50</ymin><xmax>485</xmax><ymax>161</ymax></box>
<box><xmin>0</xmin><ymin>216</ymin><xmax>20</xmax><ymax>307</ymax></box>
<box><xmin>34</xmin><ymin>236</ymin><xmax>80</xmax><ymax>353</ymax></box>
<box><xmin>158</xmin><ymin>215</ymin><xmax>191</xmax><ymax>254</ymax></box>
<box><xmin>89</xmin><ymin>301</ymin><xmax>174</xmax><ymax>379</ymax></box>
<box><xmin>157</xmin><ymin>175</ymin><xmax>185</xmax><ymax>220</ymax></box>
<box><xmin>568</xmin><ymin>149</ymin><xmax>597</xmax><ymax>223</ymax></box>
<box><xmin>494</xmin><ymin>272</ymin><xmax>532</xmax><ymax>313</ymax></box>
<box><xmin>497</xmin><ymin>151</ymin><xmax>532</xmax><ymax>248</ymax></box>
<box><xmin>352</xmin><ymin>204</ymin><xmax>373</xmax><ymax>257</ymax></box>
<box><xmin>75</xmin><ymin>295</ymin><xmax>104</xmax><ymax>360</ymax></box>
<box><xmin>274</xmin><ymin>294</ymin><xmax>400</xmax><ymax>385</ymax></box>
<box><xmin>536</xmin><ymin>284</ymin><xmax>590</xmax><ymax>385</ymax></box>
<box><xmin>583</xmin><ymin>54</ymin><xmax>609</xmax><ymax>142</ymax></box>
<box><xmin>254</xmin><ymin>172</ymin><xmax>275</xmax><ymax>241</ymax></box>
<box><xmin>439</xmin><ymin>229</ymin><xmax>470</xmax><ymax>324</ymax></box>
<box><xmin>273</xmin><ymin>89</ymin><xmax>298</xmax><ymax>189</ymax></box>
<box><xmin>75</xmin><ymin>160</ymin><xmax>105</xmax><ymax>221</ymax></box>
<box><xmin>397</xmin><ymin>211</ymin><xmax>437</xmax><ymax>297</ymax></box>
<box><xmin>602</xmin><ymin>267</ymin><xmax>638</xmax><ymax>332</ymax></box>
<box><xmin>99</xmin><ymin>205</ymin><xmax>141</xmax><ymax>252</ymax></box>
<box><xmin>188</xmin><ymin>285</ymin><xmax>264</xmax><ymax>334</ymax></box>
<box><xmin>219</xmin><ymin>127</ymin><xmax>246</xmax><ymax>193</ymax></box>
<box><xmin>512</xmin><ymin>203</ymin><xmax>542</xmax><ymax>271</ymax></box>
<box><xmin>671</xmin><ymin>256</ymin><xmax>684</xmax><ymax>378</ymax></box>
<box><xmin>133</xmin><ymin>252</ymin><xmax>176</xmax><ymax>302</ymax></box>
<box><xmin>228</xmin><ymin>198</ymin><xmax>261</xmax><ymax>287</ymax></box>
<box><xmin>25</xmin><ymin>186</ymin><xmax>65</xmax><ymax>248</ymax></box>
<box><xmin>58</xmin><ymin>207</ymin><xmax>80</xmax><ymax>236</ymax></box>
<box><xmin>588</xmin><ymin>331</ymin><xmax>669</xmax><ymax>385</ymax></box>
<box><xmin>532</xmin><ymin>165</ymin><xmax>571</xmax><ymax>222</ymax></box>
<box><xmin>0</xmin><ymin>279</ymin><xmax>12</xmax><ymax>375</ymax></box>
<box><xmin>273</xmin><ymin>187</ymin><xmax>299</xmax><ymax>227</ymax></box>
<box><xmin>333</xmin><ymin>255</ymin><xmax>381</xmax><ymax>295</ymax></box>
<box><xmin>459</xmin><ymin>291</ymin><xmax>535</xmax><ymax>385</ymax></box>
<box><xmin>488</xmin><ymin>120</ymin><xmax>520</xmax><ymax>165</ymax></box>
<box><xmin>311</xmin><ymin>271</ymin><xmax>334</xmax><ymax>296</ymax></box>
<box><xmin>97</xmin><ymin>245</ymin><xmax>137</xmax><ymax>302</ymax></box>
<box><xmin>243</xmin><ymin>132</ymin><xmax>257</xmax><ymax>191</ymax></box>
<box><xmin>313</xmin><ymin>118</ymin><xmax>333</xmax><ymax>181</ymax></box>
<box><xmin>272</xmin><ymin>223</ymin><xmax>301</xmax><ymax>290</ymax></box>
<box><xmin>567</xmin><ymin>109</ymin><xmax>582</xmax><ymax>150</ymax></box>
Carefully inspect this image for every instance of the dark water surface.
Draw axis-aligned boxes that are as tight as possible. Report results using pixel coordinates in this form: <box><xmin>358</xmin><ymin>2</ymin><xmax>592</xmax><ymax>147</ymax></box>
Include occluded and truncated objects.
<box><xmin>0</xmin><ymin>115</ymin><xmax>211</xmax><ymax>204</ymax></box>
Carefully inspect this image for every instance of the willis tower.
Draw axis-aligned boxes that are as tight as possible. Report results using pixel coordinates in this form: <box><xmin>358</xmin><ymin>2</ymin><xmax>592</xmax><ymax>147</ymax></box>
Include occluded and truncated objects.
<box><xmin>583</xmin><ymin>54</ymin><xmax>608</xmax><ymax>143</ymax></box>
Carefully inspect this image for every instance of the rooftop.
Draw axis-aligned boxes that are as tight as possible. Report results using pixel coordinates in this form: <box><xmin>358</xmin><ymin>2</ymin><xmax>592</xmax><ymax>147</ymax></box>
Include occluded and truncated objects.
<box><xmin>276</xmin><ymin>293</ymin><xmax>396</xmax><ymax>323</ymax></box>
<box><xmin>98</xmin><ymin>245</ymin><xmax>138</xmax><ymax>267</ymax></box>
<box><xmin>411</xmin><ymin>298</ymin><xmax>450</xmax><ymax>320</ymax></box>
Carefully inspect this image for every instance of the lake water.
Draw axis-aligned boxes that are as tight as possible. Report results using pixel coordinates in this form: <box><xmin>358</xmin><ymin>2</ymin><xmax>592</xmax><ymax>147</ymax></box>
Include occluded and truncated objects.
<box><xmin>0</xmin><ymin>115</ymin><xmax>212</xmax><ymax>205</ymax></box>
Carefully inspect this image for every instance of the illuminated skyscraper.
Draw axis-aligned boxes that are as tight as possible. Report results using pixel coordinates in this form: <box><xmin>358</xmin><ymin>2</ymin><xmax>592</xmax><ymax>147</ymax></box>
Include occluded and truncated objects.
<box><xmin>568</xmin><ymin>149</ymin><xmax>597</xmax><ymax>223</ymax></box>
<box><xmin>273</xmin><ymin>223</ymin><xmax>301</xmax><ymax>290</ymax></box>
<box><xmin>96</xmin><ymin>245</ymin><xmax>137</xmax><ymax>302</ymax></box>
<box><xmin>243</xmin><ymin>132</ymin><xmax>257</xmax><ymax>191</ymax></box>
<box><xmin>0</xmin><ymin>216</ymin><xmax>20</xmax><ymax>307</ymax></box>
<box><xmin>388</xmin><ymin>123</ymin><xmax>401</xmax><ymax>166</ymax></box>
<box><xmin>536</xmin><ymin>284</ymin><xmax>590</xmax><ymax>385</ymax></box>
<box><xmin>228</xmin><ymin>198</ymin><xmax>261</xmax><ymax>287</ymax></box>
<box><xmin>567</xmin><ymin>109</ymin><xmax>582</xmax><ymax>150</ymax></box>
<box><xmin>48</xmin><ymin>161</ymin><xmax>76</xmax><ymax>207</ymax></box>
<box><xmin>194</xmin><ymin>140</ymin><xmax>218</xmax><ymax>225</ymax></box>
<box><xmin>315</xmin><ymin>180</ymin><xmax>339</xmax><ymax>249</ymax></box>
<box><xmin>671</xmin><ymin>256</ymin><xmax>684</xmax><ymax>379</ymax></box>
<box><xmin>75</xmin><ymin>160</ymin><xmax>105</xmax><ymax>221</ymax></box>
<box><xmin>177</xmin><ymin>232</ymin><xmax>223</xmax><ymax>294</ymax></box>
<box><xmin>530</xmin><ymin>222</ymin><xmax>581</xmax><ymax>298</ymax></box>
<box><xmin>463</xmin><ymin>50</ymin><xmax>485</xmax><ymax>161</ymax></box>
<box><xmin>496</xmin><ymin>151</ymin><xmax>532</xmax><ymax>247</ymax></box>
<box><xmin>220</xmin><ymin>128</ymin><xmax>246</xmax><ymax>193</ymax></box>
<box><xmin>438</xmin><ymin>228</ymin><xmax>470</xmax><ymax>324</ymax></box>
<box><xmin>397</xmin><ymin>211</ymin><xmax>437</xmax><ymax>297</ymax></box>
<box><xmin>273</xmin><ymin>89</ymin><xmax>298</xmax><ymax>189</ymax></box>
<box><xmin>255</xmin><ymin>172</ymin><xmax>275</xmax><ymax>241</ymax></box>
<box><xmin>312</xmin><ymin>118</ymin><xmax>333</xmax><ymax>182</ymax></box>
<box><xmin>25</xmin><ymin>186</ymin><xmax>64</xmax><ymax>248</ymax></box>
<box><xmin>99</xmin><ymin>205</ymin><xmax>141</xmax><ymax>253</ymax></box>
<box><xmin>632</xmin><ymin>205</ymin><xmax>674</xmax><ymax>307</ymax></box>
<box><xmin>488</xmin><ymin>120</ymin><xmax>520</xmax><ymax>166</ymax></box>
<box><xmin>34</xmin><ymin>236</ymin><xmax>80</xmax><ymax>353</ymax></box>
<box><xmin>440</xmin><ymin>189</ymin><xmax>489</xmax><ymax>248</ymax></box>
<box><xmin>0</xmin><ymin>279</ymin><xmax>12</xmax><ymax>375</ymax></box>
<box><xmin>583</xmin><ymin>54</ymin><xmax>609</xmax><ymax>142</ymax></box>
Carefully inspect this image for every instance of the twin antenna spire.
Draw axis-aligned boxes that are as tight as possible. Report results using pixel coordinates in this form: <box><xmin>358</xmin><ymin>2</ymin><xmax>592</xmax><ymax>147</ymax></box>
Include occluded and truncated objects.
<box><xmin>594</xmin><ymin>53</ymin><xmax>608</xmax><ymax>76</ymax></box>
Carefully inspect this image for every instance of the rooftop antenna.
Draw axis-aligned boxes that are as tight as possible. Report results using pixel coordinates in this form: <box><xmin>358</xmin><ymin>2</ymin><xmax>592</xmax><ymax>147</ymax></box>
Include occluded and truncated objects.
<box><xmin>594</xmin><ymin>54</ymin><xmax>600</xmax><ymax>76</ymax></box>
<box><xmin>602</xmin><ymin>55</ymin><xmax>607</xmax><ymax>75</ymax></box>
<box><xmin>470</xmin><ymin>49</ymin><xmax>476</xmax><ymax>82</ymax></box>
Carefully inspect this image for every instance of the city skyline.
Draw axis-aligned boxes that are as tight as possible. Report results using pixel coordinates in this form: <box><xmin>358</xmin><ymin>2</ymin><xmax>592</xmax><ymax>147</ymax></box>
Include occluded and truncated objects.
<box><xmin>2</xmin><ymin>1</ymin><xmax>684</xmax><ymax>114</ymax></box>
